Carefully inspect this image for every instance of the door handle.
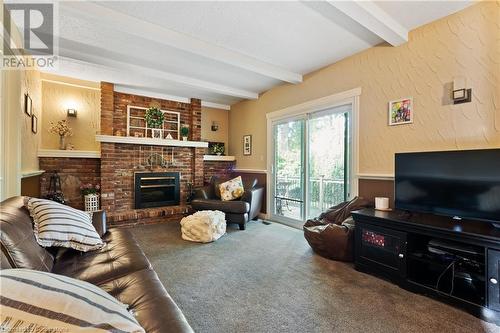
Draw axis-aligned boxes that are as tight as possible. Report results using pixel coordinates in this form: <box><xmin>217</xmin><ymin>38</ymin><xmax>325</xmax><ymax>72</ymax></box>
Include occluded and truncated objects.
<box><xmin>490</xmin><ymin>278</ymin><xmax>498</xmax><ymax>285</ymax></box>
<box><xmin>398</xmin><ymin>253</ymin><xmax>404</xmax><ymax>259</ymax></box>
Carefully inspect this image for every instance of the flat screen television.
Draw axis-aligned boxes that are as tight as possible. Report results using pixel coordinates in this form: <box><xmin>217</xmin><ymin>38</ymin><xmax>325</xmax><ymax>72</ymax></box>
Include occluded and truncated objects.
<box><xmin>395</xmin><ymin>149</ymin><xmax>500</xmax><ymax>223</ymax></box>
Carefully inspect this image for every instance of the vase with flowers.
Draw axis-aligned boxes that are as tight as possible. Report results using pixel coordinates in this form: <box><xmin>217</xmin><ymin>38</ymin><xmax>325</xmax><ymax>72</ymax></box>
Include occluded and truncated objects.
<box><xmin>49</xmin><ymin>119</ymin><xmax>73</xmax><ymax>150</ymax></box>
<box><xmin>80</xmin><ymin>183</ymin><xmax>101</xmax><ymax>212</ymax></box>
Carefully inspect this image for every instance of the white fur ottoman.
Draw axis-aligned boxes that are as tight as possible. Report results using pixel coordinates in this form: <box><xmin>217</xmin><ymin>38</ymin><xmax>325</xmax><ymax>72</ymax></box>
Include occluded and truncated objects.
<box><xmin>180</xmin><ymin>210</ymin><xmax>226</xmax><ymax>243</ymax></box>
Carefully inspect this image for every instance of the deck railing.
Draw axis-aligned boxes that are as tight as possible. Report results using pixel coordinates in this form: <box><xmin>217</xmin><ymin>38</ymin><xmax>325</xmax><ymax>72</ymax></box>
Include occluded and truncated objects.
<box><xmin>275</xmin><ymin>175</ymin><xmax>345</xmax><ymax>216</ymax></box>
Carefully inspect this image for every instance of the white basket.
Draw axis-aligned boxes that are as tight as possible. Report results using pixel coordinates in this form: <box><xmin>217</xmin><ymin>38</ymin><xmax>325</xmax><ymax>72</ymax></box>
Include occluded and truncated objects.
<box><xmin>84</xmin><ymin>194</ymin><xmax>100</xmax><ymax>212</ymax></box>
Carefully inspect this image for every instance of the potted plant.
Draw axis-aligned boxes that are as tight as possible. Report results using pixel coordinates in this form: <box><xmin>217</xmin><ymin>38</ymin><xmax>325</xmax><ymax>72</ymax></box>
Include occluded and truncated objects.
<box><xmin>180</xmin><ymin>125</ymin><xmax>189</xmax><ymax>141</ymax></box>
<box><xmin>80</xmin><ymin>183</ymin><xmax>101</xmax><ymax>212</ymax></box>
<box><xmin>144</xmin><ymin>107</ymin><xmax>164</xmax><ymax>138</ymax></box>
<box><xmin>49</xmin><ymin>119</ymin><xmax>73</xmax><ymax>150</ymax></box>
<box><xmin>213</xmin><ymin>143</ymin><xmax>225</xmax><ymax>156</ymax></box>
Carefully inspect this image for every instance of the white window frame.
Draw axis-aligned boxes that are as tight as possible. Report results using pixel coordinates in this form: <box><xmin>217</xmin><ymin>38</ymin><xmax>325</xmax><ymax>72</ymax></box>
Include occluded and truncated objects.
<box><xmin>265</xmin><ymin>87</ymin><xmax>361</xmax><ymax>219</ymax></box>
<box><xmin>126</xmin><ymin>105</ymin><xmax>181</xmax><ymax>139</ymax></box>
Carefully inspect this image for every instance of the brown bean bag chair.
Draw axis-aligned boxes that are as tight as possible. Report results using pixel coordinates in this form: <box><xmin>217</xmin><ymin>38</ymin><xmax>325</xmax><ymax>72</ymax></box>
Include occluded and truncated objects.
<box><xmin>319</xmin><ymin>196</ymin><xmax>371</xmax><ymax>225</ymax></box>
<box><xmin>303</xmin><ymin>197</ymin><xmax>371</xmax><ymax>261</ymax></box>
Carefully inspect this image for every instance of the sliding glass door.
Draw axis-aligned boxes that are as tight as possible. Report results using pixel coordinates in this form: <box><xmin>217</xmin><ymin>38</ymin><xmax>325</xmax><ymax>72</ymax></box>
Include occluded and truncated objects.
<box><xmin>273</xmin><ymin>117</ymin><xmax>305</xmax><ymax>221</ymax></box>
<box><xmin>307</xmin><ymin>107</ymin><xmax>350</xmax><ymax>219</ymax></box>
<box><xmin>271</xmin><ymin>104</ymin><xmax>351</xmax><ymax>226</ymax></box>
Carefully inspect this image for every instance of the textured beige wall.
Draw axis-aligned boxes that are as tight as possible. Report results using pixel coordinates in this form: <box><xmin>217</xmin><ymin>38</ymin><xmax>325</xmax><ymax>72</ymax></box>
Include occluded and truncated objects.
<box><xmin>3</xmin><ymin>67</ymin><xmax>42</xmax><ymax>197</ymax></box>
<box><xmin>41</xmin><ymin>76</ymin><xmax>101</xmax><ymax>151</ymax></box>
<box><xmin>21</xmin><ymin>69</ymin><xmax>42</xmax><ymax>173</ymax></box>
<box><xmin>1</xmin><ymin>4</ymin><xmax>43</xmax><ymax>198</ymax></box>
<box><xmin>201</xmin><ymin>106</ymin><xmax>229</xmax><ymax>150</ymax></box>
<box><xmin>229</xmin><ymin>1</ymin><xmax>500</xmax><ymax>174</ymax></box>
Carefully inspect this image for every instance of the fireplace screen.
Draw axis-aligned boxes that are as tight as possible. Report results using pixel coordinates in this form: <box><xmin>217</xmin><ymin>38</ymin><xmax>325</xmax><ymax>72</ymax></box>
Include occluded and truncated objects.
<box><xmin>134</xmin><ymin>172</ymin><xmax>180</xmax><ymax>209</ymax></box>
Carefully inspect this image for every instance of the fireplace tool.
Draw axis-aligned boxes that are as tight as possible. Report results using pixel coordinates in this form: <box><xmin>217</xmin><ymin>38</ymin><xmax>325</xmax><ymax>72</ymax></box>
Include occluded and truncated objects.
<box><xmin>45</xmin><ymin>170</ymin><xmax>65</xmax><ymax>204</ymax></box>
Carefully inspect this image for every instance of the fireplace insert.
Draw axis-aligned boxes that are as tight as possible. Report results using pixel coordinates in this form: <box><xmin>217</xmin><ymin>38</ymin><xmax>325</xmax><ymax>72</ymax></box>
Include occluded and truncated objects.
<box><xmin>134</xmin><ymin>172</ymin><xmax>180</xmax><ymax>209</ymax></box>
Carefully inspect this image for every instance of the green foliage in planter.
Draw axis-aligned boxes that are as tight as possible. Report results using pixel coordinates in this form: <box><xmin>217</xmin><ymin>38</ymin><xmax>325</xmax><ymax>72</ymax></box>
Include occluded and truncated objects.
<box><xmin>180</xmin><ymin>126</ymin><xmax>189</xmax><ymax>137</ymax></box>
<box><xmin>213</xmin><ymin>143</ymin><xmax>225</xmax><ymax>155</ymax></box>
<box><xmin>144</xmin><ymin>107</ymin><xmax>164</xmax><ymax>128</ymax></box>
<box><xmin>80</xmin><ymin>183</ymin><xmax>100</xmax><ymax>196</ymax></box>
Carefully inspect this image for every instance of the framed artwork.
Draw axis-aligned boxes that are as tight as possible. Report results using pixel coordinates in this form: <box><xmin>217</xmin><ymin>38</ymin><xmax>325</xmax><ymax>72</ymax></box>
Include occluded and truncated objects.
<box><xmin>243</xmin><ymin>135</ymin><xmax>252</xmax><ymax>156</ymax></box>
<box><xmin>31</xmin><ymin>114</ymin><xmax>38</xmax><ymax>134</ymax></box>
<box><xmin>24</xmin><ymin>93</ymin><xmax>32</xmax><ymax>116</ymax></box>
<box><xmin>389</xmin><ymin>97</ymin><xmax>413</xmax><ymax>126</ymax></box>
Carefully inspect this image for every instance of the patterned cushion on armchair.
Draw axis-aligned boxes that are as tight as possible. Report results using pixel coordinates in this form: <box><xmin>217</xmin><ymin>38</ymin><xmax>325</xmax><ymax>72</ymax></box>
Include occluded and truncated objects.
<box><xmin>219</xmin><ymin>176</ymin><xmax>245</xmax><ymax>201</ymax></box>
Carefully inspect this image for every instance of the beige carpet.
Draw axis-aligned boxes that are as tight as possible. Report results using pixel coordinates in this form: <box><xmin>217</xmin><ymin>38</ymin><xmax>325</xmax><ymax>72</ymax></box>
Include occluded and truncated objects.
<box><xmin>130</xmin><ymin>220</ymin><xmax>500</xmax><ymax>333</ymax></box>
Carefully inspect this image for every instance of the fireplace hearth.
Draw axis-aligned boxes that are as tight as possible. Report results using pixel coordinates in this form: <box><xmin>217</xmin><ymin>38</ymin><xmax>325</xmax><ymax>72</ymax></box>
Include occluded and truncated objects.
<box><xmin>134</xmin><ymin>172</ymin><xmax>180</xmax><ymax>209</ymax></box>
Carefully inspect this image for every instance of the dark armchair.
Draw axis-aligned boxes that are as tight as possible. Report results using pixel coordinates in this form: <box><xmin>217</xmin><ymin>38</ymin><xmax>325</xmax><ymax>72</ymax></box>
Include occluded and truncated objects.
<box><xmin>191</xmin><ymin>176</ymin><xmax>264</xmax><ymax>230</ymax></box>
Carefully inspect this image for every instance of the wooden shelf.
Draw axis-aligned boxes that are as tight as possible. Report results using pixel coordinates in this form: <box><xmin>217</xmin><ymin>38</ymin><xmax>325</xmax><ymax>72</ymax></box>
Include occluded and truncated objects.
<box><xmin>203</xmin><ymin>155</ymin><xmax>236</xmax><ymax>161</ymax></box>
<box><xmin>95</xmin><ymin>135</ymin><xmax>209</xmax><ymax>148</ymax></box>
<box><xmin>38</xmin><ymin>149</ymin><xmax>101</xmax><ymax>158</ymax></box>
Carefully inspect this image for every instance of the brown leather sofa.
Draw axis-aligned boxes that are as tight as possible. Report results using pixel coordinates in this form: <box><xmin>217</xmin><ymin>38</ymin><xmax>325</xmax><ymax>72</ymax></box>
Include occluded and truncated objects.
<box><xmin>0</xmin><ymin>196</ymin><xmax>193</xmax><ymax>333</ymax></box>
<box><xmin>190</xmin><ymin>176</ymin><xmax>264</xmax><ymax>230</ymax></box>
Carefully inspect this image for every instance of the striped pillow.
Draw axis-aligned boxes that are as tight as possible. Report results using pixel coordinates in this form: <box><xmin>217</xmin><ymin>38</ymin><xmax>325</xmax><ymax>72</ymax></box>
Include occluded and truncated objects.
<box><xmin>26</xmin><ymin>197</ymin><xmax>104</xmax><ymax>252</ymax></box>
<box><xmin>0</xmin><ymin>269</ymin><xmax>145</xmax><ymax>333</ymax></box>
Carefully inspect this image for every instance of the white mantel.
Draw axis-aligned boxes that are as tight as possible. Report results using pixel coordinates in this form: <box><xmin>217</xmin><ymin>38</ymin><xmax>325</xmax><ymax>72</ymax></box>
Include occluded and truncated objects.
<box><xmin>38</xmin><ymin>149</ymin><xmax>101</xmax><ymax>158</ymax></box>
<box><xmin>21</xmin><ymin>170</ymin><xmax>45</xmax><ymax>178</ymax></box>
<box><xmin>95</xmin><ymin>135</ymin><xmax>209</xmax><ymax>148</ymax></box>
<box><xmin>203</xmin><ymin>155</ymin><xmax>236</xmax><ymax>161</ymax></box>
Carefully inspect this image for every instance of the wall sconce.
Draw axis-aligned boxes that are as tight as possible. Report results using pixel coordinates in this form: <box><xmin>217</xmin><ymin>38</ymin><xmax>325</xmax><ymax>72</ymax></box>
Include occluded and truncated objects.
<box><xmin>211</xmin><ymin>121</ymin><xmax>219</xmax><ymax>131</ymax></box>
<box><xmin>452</xmin><ymin>76</ymin><xmax>471</xmax><ymax>104</ymax></box>
<box><xmin>67</xmin><ymin>108</ymin><xmax>77</xmax><ymax>117</ymax></box>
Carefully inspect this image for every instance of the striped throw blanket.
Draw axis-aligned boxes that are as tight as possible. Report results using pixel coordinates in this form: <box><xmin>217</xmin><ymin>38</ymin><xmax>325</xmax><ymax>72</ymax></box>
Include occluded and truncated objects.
<box><xmin>0</xmin><ymin>269</ymin><xmax>145</xmax><ymax>333</ymax></box>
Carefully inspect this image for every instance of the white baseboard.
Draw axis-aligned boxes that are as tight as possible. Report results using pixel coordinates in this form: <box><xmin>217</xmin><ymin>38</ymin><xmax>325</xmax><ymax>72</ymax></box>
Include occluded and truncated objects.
<box><xmin>357</xmin><ymin>173</ymin><xmax>394</xmax><ymax>180</ymax></box>
<box><xmin>234</xmin><ymin>169</ymin><xmax>267</xmax><ymax>174</ymax></box>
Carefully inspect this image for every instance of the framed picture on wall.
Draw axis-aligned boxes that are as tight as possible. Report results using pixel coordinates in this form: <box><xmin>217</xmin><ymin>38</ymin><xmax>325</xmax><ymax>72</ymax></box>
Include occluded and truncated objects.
<box><xmin>243</xmin><ymin>135</ymin><xmax>252</xmax><ymax>156</ymax></box>
<box><xmin>389</xmin><ymin>97</ymin><xmax>413</xmax><ymax>126</ymax></box>
<box><xmin>24</xmin><ymin>93</ymin><xmax>32</xmax><ymax>116</ymax></box>
<box><xmin>31</xmin><ymin>114</ymin><xmax>38</xmax><ymax>134</ymax></box>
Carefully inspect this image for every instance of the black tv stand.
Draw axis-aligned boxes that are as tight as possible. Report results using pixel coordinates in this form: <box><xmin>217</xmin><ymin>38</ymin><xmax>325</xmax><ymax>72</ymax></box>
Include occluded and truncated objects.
<box><xmin>352</xmin><ymin>208</ymin><xmax>500</xmax><ymax>323</ymax></box>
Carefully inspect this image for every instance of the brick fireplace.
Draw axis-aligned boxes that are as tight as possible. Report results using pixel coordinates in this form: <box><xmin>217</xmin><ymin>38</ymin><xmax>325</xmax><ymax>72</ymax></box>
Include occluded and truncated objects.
<box><xmin>39</xmin><ymin>82</ymin><xmax>238</xmax><ymax>225</ymax></box>
<box><xmin>99</xmin><ymin>82</ymin><xmax>205</xmax><ymax>225</ymax></box>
